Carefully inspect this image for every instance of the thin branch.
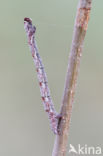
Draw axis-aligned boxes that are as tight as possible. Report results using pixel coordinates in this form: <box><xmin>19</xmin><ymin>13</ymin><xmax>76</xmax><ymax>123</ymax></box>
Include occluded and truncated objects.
<box><xmin>52</xmin><ymin>0</ymin><xmax>92</xmax><ymax>155</ymax></box>
<box><xmin>24</xmin><ymin>18</ymin><xmax>59</xmax><ymax>134</ymax></box>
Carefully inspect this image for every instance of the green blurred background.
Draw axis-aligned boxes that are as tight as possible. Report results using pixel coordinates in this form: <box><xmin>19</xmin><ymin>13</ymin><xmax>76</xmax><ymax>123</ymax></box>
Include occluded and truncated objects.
<box><xmin>0</xmin><ymin>0</ymin><xmax>103</xmax><ymax>155</ymax></box>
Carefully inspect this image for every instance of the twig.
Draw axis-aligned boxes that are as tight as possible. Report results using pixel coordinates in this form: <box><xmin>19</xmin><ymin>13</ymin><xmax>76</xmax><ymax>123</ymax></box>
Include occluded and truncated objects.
<box><xmin>24</xmin><ymin>18</ymin><xmax>59</xmax><ymax>134</ymax></box>
<box><xmin>52</xmin><ymin>0</ymin><xmax>92</xmax><ymax>155</ymax></box>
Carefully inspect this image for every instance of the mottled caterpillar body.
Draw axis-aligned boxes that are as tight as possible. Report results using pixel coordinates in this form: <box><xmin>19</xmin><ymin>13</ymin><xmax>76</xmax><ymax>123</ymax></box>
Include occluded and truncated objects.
<box><xmin>24</xmin><ymin>18</ymin><xmax>60</xmax><ymax>134</ymax></box>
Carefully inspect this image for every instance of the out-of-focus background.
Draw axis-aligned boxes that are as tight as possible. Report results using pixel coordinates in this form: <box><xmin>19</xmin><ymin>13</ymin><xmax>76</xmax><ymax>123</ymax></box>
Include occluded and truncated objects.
<box><xmin>0</xmin><ymin>0</ymin><xmax>103</xmax><ymax>155</ymax></box>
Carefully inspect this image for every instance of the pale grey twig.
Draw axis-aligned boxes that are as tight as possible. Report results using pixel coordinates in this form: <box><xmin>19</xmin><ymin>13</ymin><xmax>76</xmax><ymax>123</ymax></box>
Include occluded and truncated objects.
<box><xmin>52</xmin><ymin>0</ymin><xmax>92</xmax><ymax>155</ymax></box>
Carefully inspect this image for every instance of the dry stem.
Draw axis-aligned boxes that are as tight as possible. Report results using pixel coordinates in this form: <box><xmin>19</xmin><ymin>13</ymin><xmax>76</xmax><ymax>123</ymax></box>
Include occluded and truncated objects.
<box><xmin>52</xmin><ymin>0</ymin><xmax>92</xmax><ymax>155</ymax></box>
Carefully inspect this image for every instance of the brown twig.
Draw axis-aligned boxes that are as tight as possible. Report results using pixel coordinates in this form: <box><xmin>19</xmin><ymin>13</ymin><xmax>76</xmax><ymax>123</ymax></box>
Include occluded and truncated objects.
<box><xmin>52</xmin><ymin>0</ymin><xmax>92</xmax><ymax>155</ymax></box>
<box><xmin>24</xmin><ymin>18</ymin><xmax>59</xmax><ymax>134</ymax></box>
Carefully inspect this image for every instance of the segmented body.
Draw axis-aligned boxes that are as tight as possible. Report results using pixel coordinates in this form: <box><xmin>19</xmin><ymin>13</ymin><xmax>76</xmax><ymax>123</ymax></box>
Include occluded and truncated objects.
<box><xmin>24</xmin><ymin>18</ymin><xmax>58</xmax><ymax>134</ymax></box>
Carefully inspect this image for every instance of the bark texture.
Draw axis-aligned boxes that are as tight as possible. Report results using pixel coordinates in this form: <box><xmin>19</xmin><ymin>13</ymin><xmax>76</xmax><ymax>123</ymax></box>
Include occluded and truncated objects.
<box><xmin>52</xmin><ymin>0</ymin><xmax>92</xmax><ymax>155</ymax></box>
